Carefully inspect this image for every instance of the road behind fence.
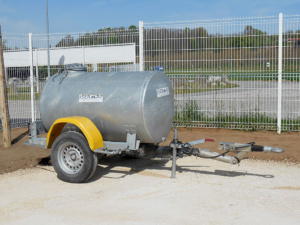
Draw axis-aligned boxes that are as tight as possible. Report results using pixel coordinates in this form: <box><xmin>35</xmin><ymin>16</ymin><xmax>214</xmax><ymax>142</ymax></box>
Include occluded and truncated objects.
<box><xmin>1</xmin><ymin>14</ymin><xmax>300</xmax><ymax>133</ymax></box>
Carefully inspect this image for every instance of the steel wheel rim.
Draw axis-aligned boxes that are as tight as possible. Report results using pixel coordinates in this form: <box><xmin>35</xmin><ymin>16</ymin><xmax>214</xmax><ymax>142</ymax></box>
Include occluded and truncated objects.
<box><xmin>57</xmin><ymin>142</ymin><xmax>84</xmax><ymax>174</ymax></box>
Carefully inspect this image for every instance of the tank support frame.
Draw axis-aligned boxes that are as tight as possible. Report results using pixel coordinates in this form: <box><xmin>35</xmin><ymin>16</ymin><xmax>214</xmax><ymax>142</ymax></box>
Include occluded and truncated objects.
<box><xmin>25</xmin><ymin>121</ymin><xmax>284</xmax><ymax>180</ymax></box>
<box><xmin>24</xmin><ymin>121</ymin><xmax>141</xmax><ymax>152</ymax></box>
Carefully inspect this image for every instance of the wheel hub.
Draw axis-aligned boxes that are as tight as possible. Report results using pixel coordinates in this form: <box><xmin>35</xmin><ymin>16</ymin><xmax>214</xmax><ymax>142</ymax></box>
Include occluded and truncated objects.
<box><xmin>70</xmin><ymin>153</ymin><xmax>76</xmax><ymax>161</ymax></box>
<box><xmin>58</xmin><ymin>144</ymin><xmax>84</xmax><ymax>174</ymax></box>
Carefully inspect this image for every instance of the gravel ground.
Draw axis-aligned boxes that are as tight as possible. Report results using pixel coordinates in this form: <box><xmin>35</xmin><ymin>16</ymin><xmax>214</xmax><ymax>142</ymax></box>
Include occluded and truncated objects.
<box><xmin>0</xmin><ymin>157</ymin><xmax>299</xmax><ymax>225</ymax></box>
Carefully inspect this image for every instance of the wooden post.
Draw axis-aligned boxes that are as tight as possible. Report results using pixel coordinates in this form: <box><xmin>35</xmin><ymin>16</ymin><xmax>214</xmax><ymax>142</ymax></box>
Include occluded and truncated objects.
<box><xmin>0</xmin><ymin>25</ymin><xmax>11</xmax><ymax>147</ymax></box>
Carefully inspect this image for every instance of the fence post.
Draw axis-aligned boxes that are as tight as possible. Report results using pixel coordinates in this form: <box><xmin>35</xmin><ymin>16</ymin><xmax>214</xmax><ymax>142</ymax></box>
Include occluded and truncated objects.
<box><xmin>4</xmin><ymin>66</ymin><xmax>7</xmax><ymax>84</ymax></box>
<box><xmin>46</xmin><ymin>0</ymin><xmax>51</xmax><ymax>78</ymax></box>
<box><xmin>35</xmin><ymin>49</ymin><xmax>39</xmax><ymax>93</ymax></box>
<box><xmin>0</xmin><ymin>25</ymin><xmax>11</xmax><ymax>147</ymax></box>
<box><xmin>139</xmin><ymin>21</ymin><xmax>144</xmax><ymax>72</ymax></box>
<box><xmin>29</xmin><ymin>33</ymin><xmax>35</xmax><ymax>123</ymax></box>
<box><xmin>277</xmin><ymin>13</ymin><xmax>283</xmax><ymax>134</ymax></box>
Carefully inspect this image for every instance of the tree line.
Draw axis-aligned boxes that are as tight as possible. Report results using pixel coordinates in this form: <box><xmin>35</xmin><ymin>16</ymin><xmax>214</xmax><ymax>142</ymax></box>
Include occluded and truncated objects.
<box><xmin>55</xmin><ymin>25</ymin><xmax>139</xmax><ymax>47</ymax></box>
<box><xmin>52</xmin><ymin>24</ymin><xmax>300</xmax><ymax>72</ymax></box>
<box><xmin>55</xmin><ymin>25</ymin><xmax>300</xmax><ymax>51</ymax></box>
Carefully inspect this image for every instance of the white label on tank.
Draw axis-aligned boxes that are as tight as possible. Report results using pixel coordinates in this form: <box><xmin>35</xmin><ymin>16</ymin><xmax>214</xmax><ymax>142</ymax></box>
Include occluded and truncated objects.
<box><xmin>156</xmin><ymin>87</ymin><xmax>169</xmax><ymax>98</ymax></box>
<box><xmin>79</xmin><ymin>94</ymin><xmax>103</xmax><ymax>102</ymax></box>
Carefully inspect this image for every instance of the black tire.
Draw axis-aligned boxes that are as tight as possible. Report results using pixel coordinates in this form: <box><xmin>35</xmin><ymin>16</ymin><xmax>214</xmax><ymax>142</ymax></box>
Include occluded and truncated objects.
<box><xmin>61</xmin><ymin>123</ymin><xmax>83</xmax><ymax>134</ymax></box>
<box><xmin>51</xmin><ymin>131</ymin><xmax>98</xmax><ymax>183</ymax></box>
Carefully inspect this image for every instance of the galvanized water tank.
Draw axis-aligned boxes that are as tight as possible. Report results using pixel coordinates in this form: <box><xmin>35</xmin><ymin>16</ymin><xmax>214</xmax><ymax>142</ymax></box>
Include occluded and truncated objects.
<box><xmin>40</xmin><ymin>66</ymin><xmax>174</xmax><ymax>144</ymax></box>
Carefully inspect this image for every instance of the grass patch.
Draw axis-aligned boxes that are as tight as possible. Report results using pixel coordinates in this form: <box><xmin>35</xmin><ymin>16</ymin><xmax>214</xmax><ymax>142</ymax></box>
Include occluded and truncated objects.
<box><xmin>17</xmin><ymin>87</ymin><xmax>37</xmax><ymax>93</ymax></box>
<box><xmin>174</xmin><ymin>82</ymin><xmax>239</xmax><ymax>94</ymax></box>
<box><xmin>174</xmin><ymin>101</ymin><xmax>300</xmax><ymax>131</ymax></box>
<box><xmin>8</xmin><ymin>93</ymin><xmax>40</xmax><ymax>101</ymax></box>
<box><xmin>167</xmin><ymin>72</ymin><xmax>300</xmax><ymax>82</ymax></box>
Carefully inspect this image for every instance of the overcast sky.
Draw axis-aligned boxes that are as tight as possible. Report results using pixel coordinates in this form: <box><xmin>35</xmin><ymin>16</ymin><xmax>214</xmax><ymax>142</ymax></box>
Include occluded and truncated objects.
<box><xmin>0</xmin><ymin>0</ymin><xmax>299</xmax><ymax>34</ymax></box>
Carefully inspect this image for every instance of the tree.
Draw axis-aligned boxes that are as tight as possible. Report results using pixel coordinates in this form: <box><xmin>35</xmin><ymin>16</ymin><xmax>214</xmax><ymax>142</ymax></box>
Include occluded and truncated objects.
<box><xmin>75</xmin><ymin>33</ymin><xmax>95</xmax><ymax>46</ymax></box>
<box><xmin>243</xmin><ymin>25</ymin><xmax>267</xmax><ymax>47</ymax></box>
<box><xmin>244</xmin><ymin>25</ymin><xmax>255</xmax><ymax>35</ymax></box>
<box><xmin>129</xmin><ymin>25</ymin><xmax>137</xmax><ymax>30</ymax></box>
<box><xmin>195</xmin><ymin>27</ymin><xmax>208</xmax><ymax>37</ymax></box>
<box><xmin>55</xmin><ymin>35</ymin><xmax>74</xmax><ymax>47</ymax></box>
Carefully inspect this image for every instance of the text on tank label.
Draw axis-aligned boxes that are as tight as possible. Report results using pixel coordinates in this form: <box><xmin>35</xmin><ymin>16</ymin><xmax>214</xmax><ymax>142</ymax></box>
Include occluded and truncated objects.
<box><xmin>156</xmin><ymin>87</ymin><xmax>169</xmax><ymax>98</ymax></box>
<box><xmin>79</xmin><ymin>94</ymin><xmax>103</xmax><ymax>102</ymax></box>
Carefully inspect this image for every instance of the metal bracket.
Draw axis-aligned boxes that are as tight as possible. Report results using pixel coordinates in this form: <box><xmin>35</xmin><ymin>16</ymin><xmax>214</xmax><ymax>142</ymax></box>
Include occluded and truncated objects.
<box><xmin>24</xmin><ymin>121</ymin><xmax>47</xmax><ymax>148</ymax></box>
<box><xmin>24</xmin><ymin>137</ymin><xmax>47</xmax><ymax>149</ymax></box>
<box><xmin>95</xmin><ymin>128</ymin><xmax>140</xmax><ymax>154</ymax></box>
<box><xmin>219</xmin><ymin>142</ymin><xmax>252</xmax><ymax>152</ymax></box>
<box><xmin>127</xmin><ymin>133</ymin><xmax>139</xmax><ymax>150</ymax></box>
<box><xmin>171</xmin><ymin>127</ymin><xmax>178</xmax><ymax>178</ymax></box>
<box><xmin>124</xmin><ymin>125</ymin><xmax>140</xmax><ymax>150</ymax></box>
<box><xmin>28</xmin><ymin>121</ymin><xmax>47</xmax><ymax>137</ymax></box>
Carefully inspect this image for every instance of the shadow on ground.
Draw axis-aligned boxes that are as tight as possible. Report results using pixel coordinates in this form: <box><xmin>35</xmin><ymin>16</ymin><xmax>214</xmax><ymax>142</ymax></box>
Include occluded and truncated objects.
<box><xmin>37</xmin><ymin>155</ymin><xmax>274</xmax><ymax>183</ymax></box>
<box><xmin>90</xmin><ymin>156</ymin><xmax>274</xmax><ymax>182</ymax></box>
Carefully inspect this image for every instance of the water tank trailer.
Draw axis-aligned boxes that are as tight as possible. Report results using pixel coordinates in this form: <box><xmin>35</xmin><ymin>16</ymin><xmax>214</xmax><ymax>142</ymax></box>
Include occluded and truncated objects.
<box><xmin>25</xmin><ymin>64</ymin><xmax>284</xmax><ymax>183</ymax></box>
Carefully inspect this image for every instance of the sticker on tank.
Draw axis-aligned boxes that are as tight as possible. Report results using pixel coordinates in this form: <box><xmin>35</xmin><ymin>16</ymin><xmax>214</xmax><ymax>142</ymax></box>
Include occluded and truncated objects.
<box><xmin>156</xmin><ymin>87</ymin><xmax>169</xmax><ymax>98</ymax></box>
<box><xmin>79</xmin><ymin>94</ymin><xmax>103</xmax><ymax>102</ymax></box>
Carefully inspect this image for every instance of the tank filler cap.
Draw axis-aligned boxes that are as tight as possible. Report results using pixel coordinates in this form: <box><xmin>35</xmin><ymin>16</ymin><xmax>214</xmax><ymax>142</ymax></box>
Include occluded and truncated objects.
<box><xmin>64</xmin><ymin>63</ymin><xmax>87</xmax><ymax>72</ymax></box>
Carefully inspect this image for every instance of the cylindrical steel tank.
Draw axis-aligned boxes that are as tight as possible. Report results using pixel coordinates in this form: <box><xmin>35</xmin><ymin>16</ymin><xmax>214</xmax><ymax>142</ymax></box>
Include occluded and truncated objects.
<box><xmin>40</xmin><ymin>67</ymin><xmax>174</xmax><ymax>144</ymax></box>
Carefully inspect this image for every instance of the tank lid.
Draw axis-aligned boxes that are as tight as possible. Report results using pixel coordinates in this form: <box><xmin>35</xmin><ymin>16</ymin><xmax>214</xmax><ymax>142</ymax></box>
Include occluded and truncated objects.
<box><xmin>64</xmin><ymin>63</ymin><xmax>87</xmax><ymax>72</ymax></box>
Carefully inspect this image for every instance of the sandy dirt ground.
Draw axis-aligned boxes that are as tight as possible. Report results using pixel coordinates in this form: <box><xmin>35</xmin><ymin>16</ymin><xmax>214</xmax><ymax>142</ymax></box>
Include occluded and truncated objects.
<box><xmin>0</xmin><ymin>127</ymin><xmax>299</xmax><ymax>174</ymax></box>
<box><xmin>0</xmin><ymin>128</ymin><xmax>299</xmax><ymax>224</ymax></box>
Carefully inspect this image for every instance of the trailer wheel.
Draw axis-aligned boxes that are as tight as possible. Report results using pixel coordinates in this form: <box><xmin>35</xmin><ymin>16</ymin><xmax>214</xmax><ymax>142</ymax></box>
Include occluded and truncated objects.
<box><xmin>51</xmin><ymin>131</ymin><xmax>98</xmax><ymax>183</ymax></box>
